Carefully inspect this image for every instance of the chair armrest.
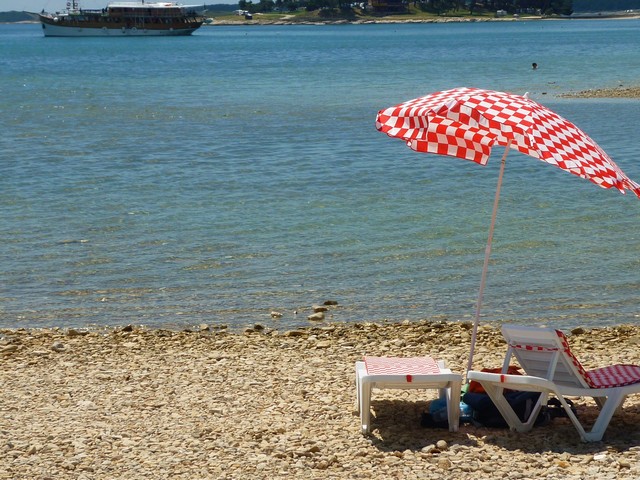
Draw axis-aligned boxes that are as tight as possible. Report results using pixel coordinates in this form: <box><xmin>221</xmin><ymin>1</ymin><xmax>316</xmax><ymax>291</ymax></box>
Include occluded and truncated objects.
<box><xmin>467</xmin><ymin>371</ymin><xmax>556</xmax><ymax>392</ymax></box>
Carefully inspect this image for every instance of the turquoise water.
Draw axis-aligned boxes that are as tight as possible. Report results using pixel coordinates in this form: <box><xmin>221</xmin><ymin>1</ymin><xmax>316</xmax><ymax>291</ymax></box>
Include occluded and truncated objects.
<box><xmin>1</xmin><ymin>20</ymin><xmax>639</xmax><ymax>331</ymax></box>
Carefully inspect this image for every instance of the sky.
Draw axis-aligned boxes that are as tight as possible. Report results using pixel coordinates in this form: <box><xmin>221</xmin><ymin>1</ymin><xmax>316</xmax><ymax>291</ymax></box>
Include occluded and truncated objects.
<box><xmin>0</xmin><ymin>0</ymin><xmax>236</xmax><ymax>12</ymax></box>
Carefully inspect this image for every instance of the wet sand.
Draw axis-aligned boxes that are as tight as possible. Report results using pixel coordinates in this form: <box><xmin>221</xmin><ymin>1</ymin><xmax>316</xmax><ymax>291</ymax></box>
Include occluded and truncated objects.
<box><xmin>2</xmin><ymin>320</ymin><xmax>640</xmax><ymax>479</ymax></box>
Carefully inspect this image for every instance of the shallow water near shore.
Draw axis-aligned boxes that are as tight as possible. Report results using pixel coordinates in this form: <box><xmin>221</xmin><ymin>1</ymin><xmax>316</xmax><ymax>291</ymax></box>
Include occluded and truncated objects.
<box><xmin>1</xmin><ymin>20</ymin><xmax>639</xmax><ymax>331</ymax></box>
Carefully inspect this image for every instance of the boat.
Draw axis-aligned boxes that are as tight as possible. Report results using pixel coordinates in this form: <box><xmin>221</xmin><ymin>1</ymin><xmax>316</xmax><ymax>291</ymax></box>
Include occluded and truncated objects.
<box><xmin>35</xmin><ymin>1</ymin><xmax>206</xmax><ymax>37</ymax></box>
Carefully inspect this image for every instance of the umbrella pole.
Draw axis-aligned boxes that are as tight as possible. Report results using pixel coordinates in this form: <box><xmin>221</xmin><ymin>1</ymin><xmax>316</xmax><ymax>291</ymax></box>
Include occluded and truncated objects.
<box><xmin>466</xmin><ymin>141</ymin><xmax>511</xmax><ymax>377</ymax></box>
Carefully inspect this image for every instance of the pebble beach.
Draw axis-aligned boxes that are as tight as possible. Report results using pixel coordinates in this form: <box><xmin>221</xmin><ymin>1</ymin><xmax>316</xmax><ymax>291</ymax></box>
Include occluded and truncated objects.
<box><xmin>3</xmin><ymin>321</ymin><xmax>640</xmax><ymax>479</ymax></box>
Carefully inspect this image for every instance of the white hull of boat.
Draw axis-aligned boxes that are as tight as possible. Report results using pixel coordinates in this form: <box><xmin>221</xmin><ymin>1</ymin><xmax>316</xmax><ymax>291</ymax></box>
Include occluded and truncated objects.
<box><xmin>40</xmin><ymin>22</ymin><xmax>198</xmax><ymax>36</ymax></box>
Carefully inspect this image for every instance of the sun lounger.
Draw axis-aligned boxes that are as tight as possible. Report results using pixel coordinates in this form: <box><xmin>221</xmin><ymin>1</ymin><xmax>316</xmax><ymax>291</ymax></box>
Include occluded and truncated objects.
<box><xmin>467</xmin><ymin>324</ymin><xmax>640</xmax><ymax>442</ymax></box>
<box><xmin>355</xmin><ymin>356</ymin><xmax>462</xmax><ymax>434</ymax></box>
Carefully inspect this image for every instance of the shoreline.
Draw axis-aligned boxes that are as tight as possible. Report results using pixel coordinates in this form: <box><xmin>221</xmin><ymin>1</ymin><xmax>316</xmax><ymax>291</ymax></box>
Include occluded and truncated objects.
<box><xmin>3</xmin><ymin>320</ymin><xmax>640</xmax><ymax>479</ymax></box>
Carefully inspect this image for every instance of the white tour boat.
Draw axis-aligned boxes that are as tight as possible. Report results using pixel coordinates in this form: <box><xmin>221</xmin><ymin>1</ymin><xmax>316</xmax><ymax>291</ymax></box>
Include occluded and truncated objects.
<box><xmin>36</xmin><ymin>1</ymin><xmax>206</xmax><ymax>37</ymax></box>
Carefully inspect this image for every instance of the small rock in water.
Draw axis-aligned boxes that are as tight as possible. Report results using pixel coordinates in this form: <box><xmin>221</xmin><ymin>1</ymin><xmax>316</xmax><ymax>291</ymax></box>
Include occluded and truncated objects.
<box><xmin>312</xmin><ymin>305</ymin><xmax>328</xmax><ymax>313</ymax></box>
<box><xmin>323</xmin><ymin>300</ymin><xmax>338</xmax><ymax>306</ymax></box>
<box><xmin>270</xmin><ymin>311</ymin><xmax>283</xmax><ymax>318</ymax></box>
<box><xmin>308</xmin><ymin>312</ymin><xmax>325</xmax><ymax>321</ymax></box>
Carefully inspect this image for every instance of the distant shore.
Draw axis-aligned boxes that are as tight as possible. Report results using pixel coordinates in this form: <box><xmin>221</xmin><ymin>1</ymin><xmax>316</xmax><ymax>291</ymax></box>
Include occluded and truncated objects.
<box><xmin>5</xmin><ymin>10</ymin><xmax>640</xmax><ymax>26</ymax></box>
<box><xmin>209</xmin><ymin>12</ymin><xmax>640</xmax><ymax>26</ymax></box>
<box><xmin>210</xmin><ymin>15</ymin><xmax>542</xmax><ymax>26</ymax></box>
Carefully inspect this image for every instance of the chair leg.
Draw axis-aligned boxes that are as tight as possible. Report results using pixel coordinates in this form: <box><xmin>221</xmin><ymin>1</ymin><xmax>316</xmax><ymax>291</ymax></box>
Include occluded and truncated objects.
<box><xmin>446</xmin><ymin>382</ymin><xmax>461</xmax><ymax>432</ymax></box>
<box><xmin>360</xmin><ymin>381</ymin><xmax>372</xmax><ymax>435</ymax></box>
<box><xmin>592</xmin><ymin>394</ymin><xmax>627</xmax><ymax>414</ymax></box>
<box><xmin>523</xmin><ymin>392</ymin><xmax>549</xmax><ymax>430</ymax></box>
<box><xmin>544</xmin><ymin>390</ymin><xmax>626</xmax><ymax>442</ymax></box>
<box><xmin>355</xmin><ymin>363</ymin><xmax>362</xmax><ymax>413</ymax></box>
<box><xmin>481</xmin><ymin>383</ymin><xmax>537</xmax><ymax>433</ymax></box>
<box><xmin>482</xmin><ymin>382</ymin><xmax>626</xmax><ymax>442</ymax></box>
<box><xmin>582</xmin><ymin>390</ymin><xmax>626</xmax><ymax>442</ymax></box>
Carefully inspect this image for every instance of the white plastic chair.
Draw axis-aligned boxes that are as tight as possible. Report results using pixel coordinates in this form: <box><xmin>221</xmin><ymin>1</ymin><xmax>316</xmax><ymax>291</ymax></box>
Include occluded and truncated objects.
<box><xmin>355</xmin><ymin>356</ymin><xmax>462</xmax><ymax>434</ymax></box>
<box><xmin>467</xmin><ymin>324</ymin><xmax>640</xmax><ymax>442</ymax></box>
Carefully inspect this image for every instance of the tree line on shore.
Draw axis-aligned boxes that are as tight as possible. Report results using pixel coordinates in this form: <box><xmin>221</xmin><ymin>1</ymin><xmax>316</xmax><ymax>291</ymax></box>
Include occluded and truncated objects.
<box><xmin>235</xmin><ymin>0</ymin><xmax>574</xmax><ymax>15</ymax></box>
<box><xmin>0</xmin><ymin>0</ymin><xmax>637</xmax><ymax>21</ymax></box>
<box><xmin>575</xmin><ymin>0</ymin><xmax>640</xmax><ymax>11</ymax></box>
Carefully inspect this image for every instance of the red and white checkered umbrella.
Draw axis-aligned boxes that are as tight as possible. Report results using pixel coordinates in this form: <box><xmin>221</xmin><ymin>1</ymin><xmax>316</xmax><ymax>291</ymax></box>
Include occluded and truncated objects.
<box><xmin>377</xmin><ymin>87</ymin><xmax>640</xmax><ymax>195</ymax></box>
<box><xmin>375</xmin><ymin>87</ymin><xmax>640</xmax><ymax>374</ymax></box>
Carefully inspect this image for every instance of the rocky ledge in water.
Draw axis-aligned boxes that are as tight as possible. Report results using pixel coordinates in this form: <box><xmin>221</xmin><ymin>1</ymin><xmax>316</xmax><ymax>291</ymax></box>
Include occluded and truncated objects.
<box><xmin>560</xmin><ymin>86</ymin><xmax>640</xmax><ymax>98</ymax></box>
<box><xmin>2</xmin><ymin>321</ymin><xmax>640</xmax><ymax>479</ymax></box>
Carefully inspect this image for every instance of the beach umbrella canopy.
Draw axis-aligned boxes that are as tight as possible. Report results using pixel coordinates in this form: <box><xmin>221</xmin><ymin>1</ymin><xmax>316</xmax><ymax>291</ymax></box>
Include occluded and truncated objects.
<box><xmin>375</xmin><ymin>87</ymin><xmax>640</xmax><ymax>375</ymax></box>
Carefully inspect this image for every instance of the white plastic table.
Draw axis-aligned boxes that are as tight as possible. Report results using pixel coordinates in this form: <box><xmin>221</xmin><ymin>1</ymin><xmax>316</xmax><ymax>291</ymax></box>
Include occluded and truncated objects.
<box><xmin>355</xmin><ymin>356</ymin><xmax>462</xmax><ymax>434</ymax></box>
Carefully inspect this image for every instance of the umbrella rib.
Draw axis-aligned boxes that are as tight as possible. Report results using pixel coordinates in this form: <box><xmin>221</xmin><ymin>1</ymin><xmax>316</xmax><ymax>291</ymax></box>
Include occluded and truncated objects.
<box><xmin>466</xmin><ymin>140</ymin><xmax>512</xmax><ymax>378</ymax></box>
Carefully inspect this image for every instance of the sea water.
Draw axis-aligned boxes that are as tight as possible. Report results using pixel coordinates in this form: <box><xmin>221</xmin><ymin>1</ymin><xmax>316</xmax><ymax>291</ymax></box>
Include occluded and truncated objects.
<box><xmin>1</xmin><ymin>19</ymin><xmax>639</xmax><ymax>331</ymax></box>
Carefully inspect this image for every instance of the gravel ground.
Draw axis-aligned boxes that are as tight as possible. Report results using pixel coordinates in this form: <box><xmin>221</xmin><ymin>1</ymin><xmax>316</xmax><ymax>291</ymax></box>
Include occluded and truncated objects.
<box><xmin>2</xmin><ymin>321</ymin><xmax>640</xmax><ymax>479</ymax></box>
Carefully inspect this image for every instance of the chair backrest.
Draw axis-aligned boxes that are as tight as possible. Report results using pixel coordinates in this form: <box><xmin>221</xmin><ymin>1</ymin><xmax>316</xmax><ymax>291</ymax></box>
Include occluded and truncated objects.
<box><xmin>501</xmin><ymin>324</ymin><xmax>592</xmax><ymax>389</ymax></box>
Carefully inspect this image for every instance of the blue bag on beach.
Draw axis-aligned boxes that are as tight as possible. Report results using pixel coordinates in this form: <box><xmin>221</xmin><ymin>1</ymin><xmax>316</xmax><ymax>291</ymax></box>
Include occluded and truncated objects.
<box><xmin>462</xmin><ymin>390</ymin><xmax>543</xmax><ymax>428</ymax></box>
<box><xmin>421</xmin><ymin>397</ymin><xmax>473</xmax><ymax>429</ymax></box>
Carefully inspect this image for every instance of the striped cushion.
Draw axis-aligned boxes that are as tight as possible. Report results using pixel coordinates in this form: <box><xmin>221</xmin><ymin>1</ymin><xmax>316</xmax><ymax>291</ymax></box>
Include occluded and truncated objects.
<box><xmin>512</xmin><ymin>330</ymin><xmax>640</xmax><ymax>389</ymax></box>
<box><xmin>364</xmin><ymin>356</ymin><xmax>440</xmax><ymax>376</ymax></box>
<box><xmin>586</xmin><ymin>365</ymin><xmax>640</xmax><ymax>388</ymax></box>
